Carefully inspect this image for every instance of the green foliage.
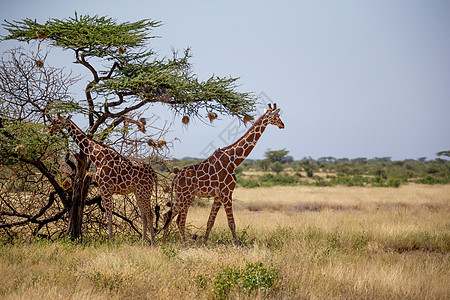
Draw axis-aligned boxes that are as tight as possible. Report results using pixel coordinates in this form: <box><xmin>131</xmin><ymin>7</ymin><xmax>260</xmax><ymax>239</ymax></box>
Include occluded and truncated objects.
<box><xmin>160</xmin><ymin>243</ymin><xmax>180</xmax><ymax>260</ymax></box>
<box><xmin>234</xmin><ymin>166</ymin><xmax>244</xmax><ymax>175</ymax></box>
<box><xmin>2</xmin><ymin>14</ymin><xmax>160</xmax><ymax>57</ymax></box>
<box><xmin>212</xmin><ymin>261</ymin><xmax>279</xmax><ymax>299</ymax></box>
<box><xmin>260</xmin><ymin>173</ymin><xmax>297</xmax><ymax>187</ymax></box>
<box><xmin>436</xmin><ymin>150</ymin><xmax>450</xmax><ymax>157</ymax></box>
<box><xmin>329</xmin><ymin>175</ymin><xmax>369</xmax><ymax>187</ymax></box>
<box><xmin>264</xmin><ymin>148</ymin><xmax>290</xmax><ymax>163</ymax></box>
<box><xmin>302</xmin><ymin>160</ymin><xmax>314</xmax><ymax>178</ymax></box>
<box><xmin>236</xmin><ymin>173</ymin><xmax>298</xmax><ymax>188</ymax></box>
<box><xmin>0</xmin><ymin>120</ymin><xmax>66</xmax><ymax>166</ymax></box>
<box><xmin>270</xmin><ymin>161</ymin><xmax>284</xmax><ymax>174</ymax></box>
<box><xmin>257</xmin><ymin>158</ymin><xmax>271</xmax><ymax>171</ymax></box>
<box><xmin>236</xmin><ymin>177</ymin><xmax>260</xmax><ymax>188</ymax></box>
<box><xmin>421</xmin><ymin>175</ymin><xmax>450</xmax><ymax>185</ymax></box>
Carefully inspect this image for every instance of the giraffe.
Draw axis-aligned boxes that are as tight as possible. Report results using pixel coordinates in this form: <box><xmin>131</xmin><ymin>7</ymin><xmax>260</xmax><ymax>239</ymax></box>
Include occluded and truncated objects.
<box><xmin>162</xmin><ymin>103</ymin><xmax>284</xmax><ymax>246</ymax></box>
<box><xmin>49</xmin><ymin>115</ymin><xmax>159</xmax><ymax>244</ymax></box>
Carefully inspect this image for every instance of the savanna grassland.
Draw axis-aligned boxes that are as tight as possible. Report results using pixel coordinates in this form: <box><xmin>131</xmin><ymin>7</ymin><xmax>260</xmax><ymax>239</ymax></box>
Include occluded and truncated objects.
<box><xmin>0</xmin><ymin>184</ymin><xmax>449</xmax><ymax>299</ymax></box>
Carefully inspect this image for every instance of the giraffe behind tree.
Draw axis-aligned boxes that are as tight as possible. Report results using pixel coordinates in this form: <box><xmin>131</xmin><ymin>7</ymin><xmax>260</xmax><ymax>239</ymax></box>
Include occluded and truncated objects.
<box><xmin>162</xmin><ymin>103</ymin><xmax>284</xmax><ymax>246</ymax></box>
<box><xmin>49</xmin><ymin>115</ymin><xmax>159</xmax><ymax>244</ymax></box>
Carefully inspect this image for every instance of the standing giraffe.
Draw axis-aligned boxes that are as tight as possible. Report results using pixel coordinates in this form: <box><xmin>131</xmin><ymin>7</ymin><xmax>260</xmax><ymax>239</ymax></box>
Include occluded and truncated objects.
<box><xmin>49</xmin><ymin>115</ymin><xmax>159</xmax><ymax>244</ymax></box>
<box><xmin>162</xmin><ymin>104</ymin><xmax>284</xmax><ymax>246</ymax></box>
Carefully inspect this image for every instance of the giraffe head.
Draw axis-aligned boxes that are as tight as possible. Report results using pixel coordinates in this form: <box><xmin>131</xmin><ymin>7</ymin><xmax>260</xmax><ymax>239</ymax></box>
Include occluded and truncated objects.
<box><xmin>265</xmin><ymin>103</ymin><xmax>284</xmax><ymax>129</ymax></box>
<box><xmin>49</xmin><ymin>114</ymin><xmax>71</xmax><ymax>135</ymax></box>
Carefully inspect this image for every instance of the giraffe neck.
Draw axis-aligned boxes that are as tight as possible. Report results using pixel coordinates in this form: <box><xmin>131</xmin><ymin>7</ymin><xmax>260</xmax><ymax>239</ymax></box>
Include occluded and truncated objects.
<box><xmin>223</xmin><ymin>113</ymin><xmax>270</xmax><ymax>169</ymax></box>
<box><xmin>64</xmin><ymin>120</ymin><xmax>108</xmax><ymax>167</ymax></box>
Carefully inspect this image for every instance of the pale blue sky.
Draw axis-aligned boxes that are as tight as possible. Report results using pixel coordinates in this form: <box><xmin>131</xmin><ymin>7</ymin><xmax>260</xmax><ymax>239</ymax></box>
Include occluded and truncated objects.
<box><xmin>1</xmin><ymin>1</ymin><xmax>449</xmax><ymax>160</ymax></box>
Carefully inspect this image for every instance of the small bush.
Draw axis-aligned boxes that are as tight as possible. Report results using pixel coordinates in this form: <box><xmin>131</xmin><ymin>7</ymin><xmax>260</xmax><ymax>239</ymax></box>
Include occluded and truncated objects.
<box><xmin>259</xmin><ymin>173</ymin><xmax>297</xmax><ymax>187</ymax></box>
<box><xmin>422</xmin><ymin>175</ymin><xmax>443</xmax><ymax>184</ymax></box>
<box><xmin>386</xmin><ymin>178</ymin><xmax>403</xmax><ymax>188</ymax></box>
<box><xmin>212</xmin><ymin>261</ymin><xmax>280</xmax><ymax>299</ymax></box>
<box><xmin>236</xmin><ymin>177</ymin><xmax>260</xmax><ymax>188</ymax></box>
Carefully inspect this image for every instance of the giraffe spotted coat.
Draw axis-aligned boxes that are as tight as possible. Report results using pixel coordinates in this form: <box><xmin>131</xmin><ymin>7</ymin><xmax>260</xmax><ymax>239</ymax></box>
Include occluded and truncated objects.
<box><xmin>162</xmin><ymin>104</ymin><xmax>284</xmax><ymax>246</ymax></box>
<box><xmin>49</xmin><ymin>116</ymin><xmax>158</xmax><ymax>244</ymax></box>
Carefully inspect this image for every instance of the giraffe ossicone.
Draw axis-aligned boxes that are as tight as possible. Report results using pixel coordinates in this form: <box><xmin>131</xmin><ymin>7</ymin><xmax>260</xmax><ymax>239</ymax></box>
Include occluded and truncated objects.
<box><xmin>162</xmin><ymin>103</ymin><xmax>284</xmax><ymax>246</ymax></box>
<box><xmin>49</xmin><ymin>115</ymin><xmax>159</xmax><ymax>244</ymax></box>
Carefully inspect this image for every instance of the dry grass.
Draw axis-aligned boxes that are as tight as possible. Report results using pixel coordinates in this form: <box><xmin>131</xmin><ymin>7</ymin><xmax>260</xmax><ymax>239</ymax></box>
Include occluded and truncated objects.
<box><xmin>1</xmin><ymin>184</ymin><xmax>449</xmax><ymax>299</ymax></box>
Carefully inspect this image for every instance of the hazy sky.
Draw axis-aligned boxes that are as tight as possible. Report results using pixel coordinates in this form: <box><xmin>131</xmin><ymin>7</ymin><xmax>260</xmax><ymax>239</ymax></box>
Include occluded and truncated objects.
<box><xmin>1</xmin><ymin>1</ymin><xmax>449</xmax><ymax>160</ymax></box>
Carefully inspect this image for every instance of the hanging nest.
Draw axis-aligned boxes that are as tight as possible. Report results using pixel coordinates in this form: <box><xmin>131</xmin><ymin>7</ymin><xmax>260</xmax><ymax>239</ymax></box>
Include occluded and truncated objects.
<box><xmin>147</xmin><ymin>139</ymin><xmax>157</xmax><ymax>147</ymax></box>
<box><xmin>139</xmin><ymin>118</ymin><xmax>147</xmax><ymax>125</ymax></box>
<box><xmin>61</xmin><ymin>179</ymin><xmax>71</xmax><ymax>191</ymax></box>
<box><xmin>243</xmin><ymin>115</ymin><xmax>254</xmax><ymax>125</ymax></box>
<box><xmin>35</xmin><ymin>31</ymin><xmax>48</xmax><ymax>39</ymax></box>
<box><xmin>156</xmin><ymin>140</ymin><xmax>167</xmax><ymax>148</ymax></box>
<box><xmin>35</xmin><ymin>60</ymin><xmax>44</xmax><ymax>68</ymax></box>
<box><xmin>137</xmin><ymin>123</ymin><xmax>146</xmax><ymax>134</ymax></box>
<box><xmin>172</xmin><ymin>166</ymin><xmax>180</xmax><ymax>174</ymax></box>
<box><xmin>207</xmin><ymin>112</ymin><xmax>218</xmax><ymax>123</ymax></box>
<box><xmin>182</xmin><ymin>116</ymin><xmax>190</xmax><ymax>125</ymax></box>
<box><xmin>118</xmin><ymin>45</ymin><xmax>127</xmax><ymax>56</ymax></box>
<box><xmin>163</xmin><ymin>185</ymin><xmax>171</xmax><ymax>193</ymax></box>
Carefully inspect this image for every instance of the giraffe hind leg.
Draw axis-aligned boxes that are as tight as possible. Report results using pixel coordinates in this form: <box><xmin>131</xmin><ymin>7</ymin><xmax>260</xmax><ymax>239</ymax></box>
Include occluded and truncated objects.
<box><xmin>176</xmin><ymin>204</ymin><xmax>191</xmax><ymax>247</ymax></box>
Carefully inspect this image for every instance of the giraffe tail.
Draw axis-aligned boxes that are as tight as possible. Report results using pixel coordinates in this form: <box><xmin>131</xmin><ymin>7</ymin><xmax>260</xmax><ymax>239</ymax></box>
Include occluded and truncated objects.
<box><xmin>159</xmin><ymin>180</ymin><xmax>175</xmax><ymax>232</ymax></box>
<box><xmin>154</xmin><ymin>175</ymin><xmax>160</xmax><ymax>231</ymax></box>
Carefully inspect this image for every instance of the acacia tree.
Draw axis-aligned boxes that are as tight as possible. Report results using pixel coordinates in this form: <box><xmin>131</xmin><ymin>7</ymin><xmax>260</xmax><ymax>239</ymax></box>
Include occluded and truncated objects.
<box><xmin>0</xmin><ymin>14</ymin><xmax>255</xmax><ymax>240</ymax></box>
<box><xmin>264</xmin><ymin>148</ymin><xmax>290</xmax><ymax>163</ymax></box>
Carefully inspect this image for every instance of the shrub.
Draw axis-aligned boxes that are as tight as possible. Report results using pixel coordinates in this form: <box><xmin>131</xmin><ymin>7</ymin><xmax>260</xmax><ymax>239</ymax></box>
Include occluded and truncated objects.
<box><xmin>386</xmin><ymin>178</ymin><xmax>403</xmax><ymax>188</ymax></box>
<box><xmin>259</xmin><ymin>173</ymin><xmax>297</xmax><ymax>187</ymax></box>
<box><xmin>422</xmin><ymin>175</ymin><xmax>442</xmax><ymax>184</ymax></box>
<box><xmin>236</xmin><ymin>177</ymin><xmax>260</xmax><ymax>188</ymax></box>
<box><xmin>212</xmin><ymin>261</ymin><xmax>280</xmax><ymax>299</ymax></box>
<box><xmin>270</xmin><ymin>162</ymin><xmax>285</xmax><ymax>174</ymax></box>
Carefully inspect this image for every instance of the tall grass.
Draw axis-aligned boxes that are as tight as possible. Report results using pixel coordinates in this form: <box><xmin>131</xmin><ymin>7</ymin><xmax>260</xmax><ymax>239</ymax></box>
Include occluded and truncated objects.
<box><xmin>0</xmin><ymin>185</ymin><xmax>448</xmax><ymax>299</ymax></box>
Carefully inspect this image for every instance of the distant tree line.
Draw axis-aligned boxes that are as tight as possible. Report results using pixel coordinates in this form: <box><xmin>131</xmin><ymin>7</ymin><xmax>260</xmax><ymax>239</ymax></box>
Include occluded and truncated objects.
<box><xmin>172</xmin><ymin>149</ymin><xmax>450</xmax><ymax>188</ymax></box>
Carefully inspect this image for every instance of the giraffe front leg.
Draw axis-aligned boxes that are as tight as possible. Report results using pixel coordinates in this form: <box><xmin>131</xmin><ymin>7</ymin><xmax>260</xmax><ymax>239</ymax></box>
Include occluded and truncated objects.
<box><xmin>204</xmin><ymin>199</ymin><xmax>222</xmax><ymax>246</ymax></box>
<box><xmin>223</xmin><ymin>199</ymin><xmax>239</xmax><ymax>246</ymax></box>
<box><xmin>101</xmin><ymin>192</ymin><xmax>114</xmax><ymax>240</ymax></box>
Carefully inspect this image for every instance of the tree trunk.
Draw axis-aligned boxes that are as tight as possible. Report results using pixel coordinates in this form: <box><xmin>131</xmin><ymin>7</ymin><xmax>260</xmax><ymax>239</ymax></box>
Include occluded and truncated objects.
<box><xmin>66</xmin><ymin>153</ymin><xmax>91</xmax><ymax>241</ymax></box>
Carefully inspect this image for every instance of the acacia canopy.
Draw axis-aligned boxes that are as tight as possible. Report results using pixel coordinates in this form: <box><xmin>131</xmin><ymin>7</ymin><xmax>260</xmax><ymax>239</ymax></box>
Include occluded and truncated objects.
<box><xmin>2</xmin><ymin>13</ymin><xmax>256</xmax><ymax>124</ymax></box>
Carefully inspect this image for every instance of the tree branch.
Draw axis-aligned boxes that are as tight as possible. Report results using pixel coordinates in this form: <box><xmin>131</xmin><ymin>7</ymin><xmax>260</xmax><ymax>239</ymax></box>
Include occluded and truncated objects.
<box><xmin>0</xmin><ymin>191</ymin><xmax>66</xmax><ymax>230</ymax></box>
<box><xmin>29</xmin><ymin>159</ymin><xmax>71</xmax><ymax>209</ymax></box>
<box><xmin>92</xmin><ymin>196</ymin><xmax>142</xmax><ymax>237</ymax></box>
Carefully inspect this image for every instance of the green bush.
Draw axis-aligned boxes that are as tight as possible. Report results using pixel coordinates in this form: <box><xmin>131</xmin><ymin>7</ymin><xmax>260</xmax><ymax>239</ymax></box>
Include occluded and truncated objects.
<box><xmin>330</xmin><ymin>175</ymin><xmax>369</xmax><ymax>187</ymax></box>
<box><xmin>386</xmin><ymin>178</ymin><xmax>403</xmax><ymax>188</ymax></box>
<box><xmin>259</xmin><ymin>173</ymin><xmax>297</xmax><ymax>187</ymax></box>
<box><xmin>270</xmin><ymin>162</ymin><xmax>285</xmax><ymax>174</ymax></box>
<box><xmin>422</xmin><ymin>175</ymin><xmax>443</xmax><ymax>184</ymax></box>
<box><xmin>236</xmin><ymin>177</ymin><xmax>260</xmax><ymax>188</ymax></box>
<box><xmin>212</xmin><ymin>261</ymin><xmax>279</xmax><ymax>299</ymax></box>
